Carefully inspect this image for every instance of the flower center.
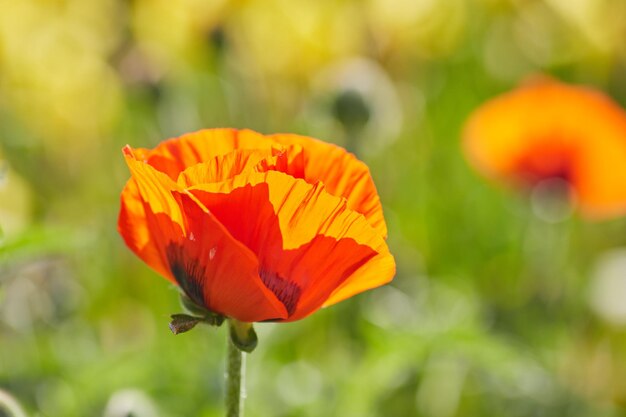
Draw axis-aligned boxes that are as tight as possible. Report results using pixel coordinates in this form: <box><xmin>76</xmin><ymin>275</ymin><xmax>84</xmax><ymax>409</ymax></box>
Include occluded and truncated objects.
<box><xmin>514</xmin><ymin>143</ymin><xmax>574</xmax><ymax>185</ymax></box>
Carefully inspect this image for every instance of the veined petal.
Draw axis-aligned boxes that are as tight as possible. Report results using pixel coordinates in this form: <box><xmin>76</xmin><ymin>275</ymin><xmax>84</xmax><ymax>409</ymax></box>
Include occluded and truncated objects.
<box><xmin>177</xmin><ymin>148</ymin><xmax>277</xmax><ymax>187</ymax></box>
<box><xmin>133</xmin><ymin>128</ymin><xmax>386</xmax><ymax>226</ymax></box>
<box><xmin>269</xmin><ymin>133</ymin><xmax>387</xmax><ymax>237</ymax></box>
<box><xmin>134</xmin><ymin>128</ymin><xmax>275</xmax><ymax>180</ymax></box>
<box><xmin>177</xmin><ymin>145</ymin><xmax>305</xmax><ymax>188</ymax></box>
<box><xmin>190</xmin><ymin>170</ymin><xmax>386</xmax><ymax>249</ymax></box>
<box><xmin>272</xmin><ymin>235</ymin><xmax>379</xmax><ymax>322</ymax></box>
<box><xmin>121</xmin><ymin>146</ymin><xmax>288</xmax><ymax>322</ymax></box>
<box><xmin>188</xmin><ymin>170</ymin><xmax>394</xmax><ymax>319</ymax></box>
<box><xmin>170</xmin><ymin>193</ymin><xmax>288</xmax><ymax>322</ymax></box>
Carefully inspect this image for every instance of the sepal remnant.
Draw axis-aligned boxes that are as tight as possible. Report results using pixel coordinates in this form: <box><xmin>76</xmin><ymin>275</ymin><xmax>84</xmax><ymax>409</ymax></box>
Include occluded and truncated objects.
<box><xmin>168</xmin><ymin>294</ymin><xmax>226</xmax><ymax>335</ymax></box>
<box><xmin>169</xmin><ymin>314</ymin><xmax>202</xmax><ymax>334</ymax></box>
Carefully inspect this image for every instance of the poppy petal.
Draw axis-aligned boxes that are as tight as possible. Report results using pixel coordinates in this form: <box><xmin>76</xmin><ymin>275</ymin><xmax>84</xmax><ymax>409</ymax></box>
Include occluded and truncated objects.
<box><xmin>269</xmin><ymin>133</ymin><xmax>388</xmax><ymax>237</ymax></box>
<box><xmin>177</xmin><ymin>148</ymin><xmax>277</xmax><ymax>187</ymax></box>
<box><xmin>321</xmin><ymin>247</ymin><xmax>396</xmax><ymax>308</ymax></box>
<box><xmin>176</xmin><ymin>145</ymin><xmax>305</xmax><ymax>188</ymax></box>
<box><xmin>463</xmin><ymin>78</ymin><xmax>626</xmax><ymax>218</ymax></box>
<box><xmin>187</xmin><ymin>170</ymin><xmax>394</xmax><ymax>319</ymax></box>
<box><xmin>135</xmin><ymin>128</ymin><xmax>274</xmax><ymax>180</ymax></box>
<box><xmin>121</xmin><ymin>146</ymin><xmax>186</xmax><ymax>280</ymax></box>
<box><xmin>276</xmin><ymin>235</ymin><xmax>380</xmax><ymax>322</ymax></box>
<box><xmin>170</xmin><ymin>193</ymin><xmax>288</xmax><ymax>322</ymax></box>
<box><xmin>118</xmin><ymin>178</ymin><xmax>172</xmax><ymax>279</ymax></box>
<box><xmin>121</xmin><ymin>146</ymin><xmax>288</xmax><ymax>321</ymax></box>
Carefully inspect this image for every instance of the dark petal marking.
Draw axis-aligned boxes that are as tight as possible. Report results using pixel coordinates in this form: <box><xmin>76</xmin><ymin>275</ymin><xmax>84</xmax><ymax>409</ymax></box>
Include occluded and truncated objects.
<box><xmin>166</xmin><ymin>243</ymin><xmax>207</xmax><ymax>308</ymax></box>
<box><xmin>514</xmin><ymin>143</ymin><xmax>573</xmax><ymax>186</ymax></box>
<box><xmin>259</xmin><ymin>268</ymin><xmax>302</xmax><ymax>316</ymax></box>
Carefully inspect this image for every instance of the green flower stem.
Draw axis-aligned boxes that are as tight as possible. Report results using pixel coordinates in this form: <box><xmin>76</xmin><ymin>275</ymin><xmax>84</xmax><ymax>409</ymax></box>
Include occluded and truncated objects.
<box><xmin>226</xmin><ymin>325</ymin><xmax>246</xmax><ymax>417</ymax></box>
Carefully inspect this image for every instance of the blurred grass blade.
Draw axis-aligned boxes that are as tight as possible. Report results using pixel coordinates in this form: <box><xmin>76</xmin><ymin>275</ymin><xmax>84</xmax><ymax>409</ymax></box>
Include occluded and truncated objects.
<box><xmin>0</xmin><ymin>389</ymin><xmax>28</xmax><ymax>417</ymax></box>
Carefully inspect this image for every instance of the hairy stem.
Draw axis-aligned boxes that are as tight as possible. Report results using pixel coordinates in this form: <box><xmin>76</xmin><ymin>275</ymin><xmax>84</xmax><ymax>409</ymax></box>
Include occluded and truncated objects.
<box><xmin>226</xmin><ymin>326</ymin><xmax>246</xmax><ymax>417</ymax></box>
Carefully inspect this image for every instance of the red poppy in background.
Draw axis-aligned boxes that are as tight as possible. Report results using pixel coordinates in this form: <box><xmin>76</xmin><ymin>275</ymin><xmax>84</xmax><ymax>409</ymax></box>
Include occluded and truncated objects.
<box><xmin>463</xmin><ymin>77</ymin><xmax>626</xmax><ymax>219</ymax></box>
<box><xmin>118</xmin><ymin>129</ymin><xmax>395</xmax><ymax>322</ymax></box>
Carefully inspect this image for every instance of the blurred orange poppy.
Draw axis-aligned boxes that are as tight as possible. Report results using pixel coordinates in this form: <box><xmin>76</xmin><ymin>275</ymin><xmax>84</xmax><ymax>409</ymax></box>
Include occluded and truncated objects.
<box><xmin>463</xmin><ymin>77</ymin><xmax>626</xmax><ymax>219</ymax></box>
<box><xmin>118</xmin><ymin>128</ymin><xmax>395</xmax><ymax>322</ymax></box>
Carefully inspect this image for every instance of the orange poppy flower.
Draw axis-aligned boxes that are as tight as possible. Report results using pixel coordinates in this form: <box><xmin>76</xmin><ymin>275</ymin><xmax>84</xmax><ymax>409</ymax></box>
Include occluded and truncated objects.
<box><xmin>463</xmin><ymin>77</ymin><xmax>626</xmax><ymax>219</ymax></box>
<box><xmin>118</xmin><ymin>128</ymin><xmax>395</xmax><ymax>322</ymax></box>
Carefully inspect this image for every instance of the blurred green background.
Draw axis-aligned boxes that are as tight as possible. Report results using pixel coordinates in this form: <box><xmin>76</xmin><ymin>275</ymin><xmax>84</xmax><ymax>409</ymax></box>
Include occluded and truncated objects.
<box><xmin>2</xmin><ymin>0</ymin><xmax>626</xmax><ymax>416</ymax></box>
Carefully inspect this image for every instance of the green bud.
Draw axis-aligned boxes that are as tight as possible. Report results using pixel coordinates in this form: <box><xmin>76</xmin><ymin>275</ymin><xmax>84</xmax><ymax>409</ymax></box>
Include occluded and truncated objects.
<box><xmin>229</xmin><ymin>320</ymin><xmax>258</xmax><ymax>353</ymax></box>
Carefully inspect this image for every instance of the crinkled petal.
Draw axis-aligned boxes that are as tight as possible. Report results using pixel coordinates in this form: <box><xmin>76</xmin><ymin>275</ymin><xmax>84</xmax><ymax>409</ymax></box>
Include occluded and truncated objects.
<box><xmin>134</xmin><ymin>128</ymin><xmax>385</xmax><ymax>227</ymax></box>
<box><xmin>177</xmin><ymin>145</ymin><xmax>305</xmax><ymax>188</ymax></box>
<box><xmin>269</xmin><ymin>133</ymin><xmax>388</xmax><ymax>237</ymax></box>
<box><xmin>188</xmin><ymin>170</ymin><xmax>394</xmax><ymax>320</ymax></box>
<box><xmin>171</xmin><ymin>193</ymin><xmax>288</xmax><ymax>322</ymax></box>
<box><xmin>177</xmin><ymin>148</ymin><xmax>276</xmax><ymax>187</ymax></box>
<box><xmin>135</xmin><ymin>128</ymin><xmax>274</xmax><ymax>180</ymax></box>
<box><xmin>120</xmin><ymin>146</ymin><xmax>288</xmax><ymax>322</ymax></box>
